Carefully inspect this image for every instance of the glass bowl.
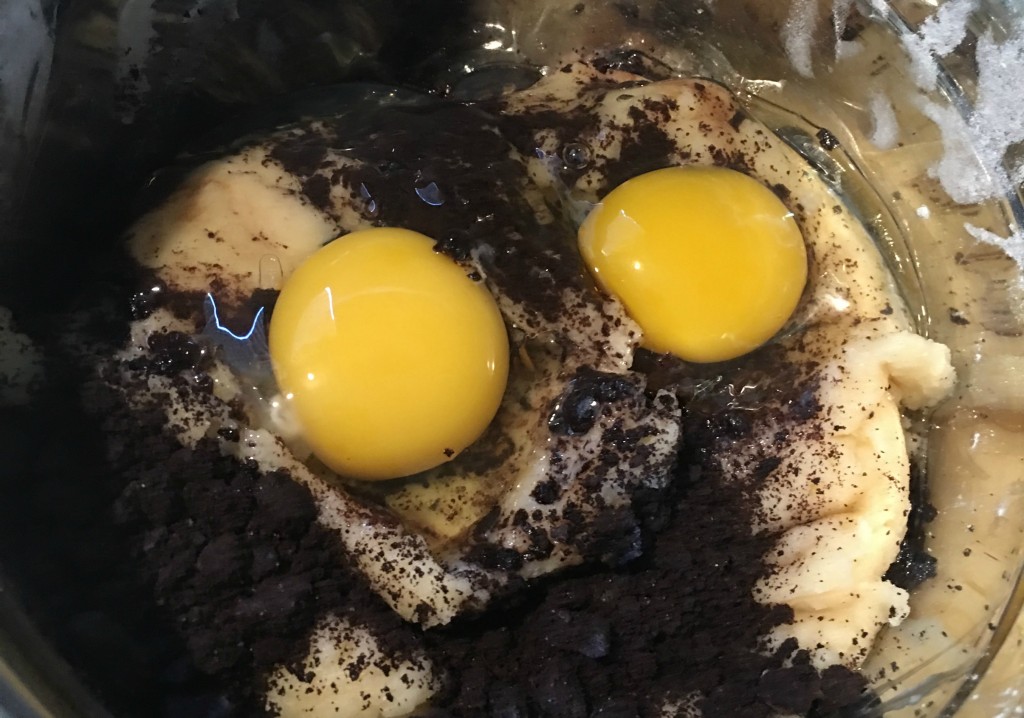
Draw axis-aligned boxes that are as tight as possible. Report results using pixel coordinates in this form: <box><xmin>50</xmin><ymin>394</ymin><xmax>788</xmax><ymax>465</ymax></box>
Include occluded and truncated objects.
<box><xmin>0</xmin><ymin>1</ymin><xmax>1021</xmax><ymax>716</ymax></box>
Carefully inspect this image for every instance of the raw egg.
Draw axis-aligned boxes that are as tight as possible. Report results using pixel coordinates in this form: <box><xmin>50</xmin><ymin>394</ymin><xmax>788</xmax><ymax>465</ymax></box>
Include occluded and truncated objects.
<box><xmin>269</xmin><ymin>227</ymin><xmax>509</xmax><ymax>481</ymax></box>
<box><xmin>578</xmin><ymin>166</ymin><xmax>808</xmax><ymax>363</ymax></box>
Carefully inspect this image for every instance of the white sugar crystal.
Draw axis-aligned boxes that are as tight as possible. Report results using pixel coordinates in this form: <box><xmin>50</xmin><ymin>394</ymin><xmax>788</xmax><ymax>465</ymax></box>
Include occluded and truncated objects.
<box><xmin>919</xmin><ymin>28</ymin><xmax>1024</xmax><ymax>204</ymax></box>
<box><xmin>917</xmin><ymin>97</ymin><xmax>990</xmax><ymax>204</ymax></box>
<box><xmin>916</xmin><ymin>205</ymin><xmax>931</xmax><ymax>219</ymax></box>
<box><xmin>965</xmin><ymin>224</ymin><xmax>1024</xmax><ymax>274</ymax></box>
<box><xmin>969</xmin><ymin>29</ymin><xmax>1024</xmax><ymax>193</ymax></box>
<box><xmin>836</xmin><ymin>39</ymin><xmax>864</xmax><ymax>60</ymax></box>
<box><xmin>918</xmin><ymin>0</ymin><xmax>978</xmax><ymax>55</ymax></box>
<box><xmin>868</xmin><ymin>90</ymin><xmax>899</xmax><ymax>149</ymax></box>
<box><xmin>900</xmin><ymin>35</ymin><xmax>940</xmax><ymax>92</ymax></box>
<box><xmin>902</xmin><ymin>0</ymin><xmax>978</xmax><ymax>90</ymax></box>
<box><xmin>782</xmin><ymin>0</ymin><xmax>821</xmax><ymax>78</ymax></box>
<box><xmin>832</xmin><ymin>0</ymin><xmax>856</xmax><ymax>47</ymax></box>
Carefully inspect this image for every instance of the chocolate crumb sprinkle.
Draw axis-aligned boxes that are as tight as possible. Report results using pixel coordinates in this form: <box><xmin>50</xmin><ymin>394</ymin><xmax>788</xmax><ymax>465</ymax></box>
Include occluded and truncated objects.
<box><xmin>816</xmin><ymin>128</ymin><xmax>840</xmax><ymax>150</ymax></box>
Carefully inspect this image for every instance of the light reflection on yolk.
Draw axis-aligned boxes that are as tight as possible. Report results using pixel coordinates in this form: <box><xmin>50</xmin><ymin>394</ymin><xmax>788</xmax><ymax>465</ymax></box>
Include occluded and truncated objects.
<box><xmin>269</xmin><ymin>227</ymin><xmax>509</xmax><ymax>481</ymax></box>
<box><xmin>578</xmin><ymin>166</ymin><xmax>808</xmax><ymax>363</ymax></box>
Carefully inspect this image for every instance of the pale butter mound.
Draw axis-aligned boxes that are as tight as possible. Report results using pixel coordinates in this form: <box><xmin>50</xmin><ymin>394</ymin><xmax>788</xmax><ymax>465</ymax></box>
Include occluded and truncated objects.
<box><xmin>755</xmin><ymin>331</ymin><xmax>955</xmax><ymax>669</ymax></box>
<box><xmin>127</xmin><ymin>140</ymin><xmax>366</xmax><ymax>300</ymax></box>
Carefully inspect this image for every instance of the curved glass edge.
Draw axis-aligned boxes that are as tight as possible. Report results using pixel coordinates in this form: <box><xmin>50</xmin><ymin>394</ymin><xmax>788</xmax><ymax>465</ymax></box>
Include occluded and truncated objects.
<box><xmin>0</xmin><ymin>0</ymin><xmax>1021</xmax><ymax>717</ymax></box>
<box><xmin>0</xmin><ymin>0</ymin><xmax>55</xmax><ymax>293</ymax></box>
<box><xmin>617</xmin><ymin>0</ymin><xmax>1024</xmax><ymax>714</ymax></box>
<box><xmin>943</xmin><ymin>575</ymin><xmax>1024</xmax><ymax>718</ymax></box>
<box><xmin>874</xmin><ymin>3</ymin><xmax>1023</xmax><ymax>717</ymax></box>
<box><xmin>0</xmin><ymin>573</ymin><xmax>111</xmax><ymax>718</ymax></box>
<box><xmin>831</xmin><ymin>2</ymin><xmax>1024</xmax><ymax>716</ymax></box>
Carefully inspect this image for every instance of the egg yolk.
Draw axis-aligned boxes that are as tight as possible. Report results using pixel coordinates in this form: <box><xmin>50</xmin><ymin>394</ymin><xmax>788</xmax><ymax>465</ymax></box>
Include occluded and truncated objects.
<box><xmin>269</xmin><ymin>227</ymin><xmax>509</xmax><ymax>481</ymax></box>
<box><xmin>578</xmin><ymin>166</ymin><xmax>808</xmax><ymax>363</ymax></box>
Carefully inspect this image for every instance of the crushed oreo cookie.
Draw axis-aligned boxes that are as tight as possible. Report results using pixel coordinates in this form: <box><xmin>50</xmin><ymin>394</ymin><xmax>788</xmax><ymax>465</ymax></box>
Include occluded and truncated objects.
<box><xmin>884</xmin><ymin>461</ymin><xmax>938</xmax><ymax>591</ymax></box>
<box><xmin>421</xmin><ymin>409</ymin><xmax>869</xmax><ymax>717</ymax></box>
<box><xmin>39</xmin><ymin>308</ymin><xmax>867</xmax><ymax>718</ymax></box>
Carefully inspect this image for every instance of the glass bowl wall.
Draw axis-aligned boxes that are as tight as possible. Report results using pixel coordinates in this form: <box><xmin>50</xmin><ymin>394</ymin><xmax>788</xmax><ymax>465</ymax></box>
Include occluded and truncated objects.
<box><xmin>0</xmin><ymin>1</ymin><xmax>1021</xmax><ymax>716</ymax></box>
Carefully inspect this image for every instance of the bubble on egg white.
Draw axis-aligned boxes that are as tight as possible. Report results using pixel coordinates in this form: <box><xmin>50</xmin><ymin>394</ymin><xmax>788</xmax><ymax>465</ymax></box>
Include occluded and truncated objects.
<box><xmin>536</xmin><ymin>151</ymin><xmax>597</xmax><ymax>228</ymax></box>
<box><xmin>561</xmin><ymin>142</ymin><xmax>592</xmax><ymax>170</ymax></box>
<box><xmin>359</xmin><ymin>182</ymin><xmax>380</xmax><ymax>218</ymax></box>
<box><xmin>201</xmin><ymin>293</ymin><xmax>272</xmax><ymax>381</ymax></box>
<box><xmin>414</xmin><ymin>181</ymin><xmax>446</xmax><ymax>206</ymax></box>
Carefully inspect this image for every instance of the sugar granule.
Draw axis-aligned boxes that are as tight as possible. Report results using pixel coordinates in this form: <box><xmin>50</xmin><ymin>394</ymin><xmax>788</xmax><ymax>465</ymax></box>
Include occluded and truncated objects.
<box><xmin>918</xmin><ymin>28</ymin><xmax>1024</xmax><ymax>205</ymax></box>
<box><xmin>869</xmin><ymin>90</ymin><xmax>899</xmax><ymax>150</ymax></box>
<box><xmin>965</xmin><ymin>224</ymin><xmax>1024</xmax><ymax>279</ymax></box>
<box><xmin>782</xmin><ymin>0</ymin><xmax>821</xmax><ymax>78</ymax></box>
<box><xmin>967</xmin><ymin>29</ymin><xmax>1024</xmax><ymax>197</ymax></box>
<box><xmin>917</xmin><ymin>97</ymin><xmax>989</xmax><ymax>205</ymax></box>
<box><xmin>832</xmin><ymin>0</ymin><xmax>856</xmax><ymax>49</ymax></box>
<box><xmin>899</xmin><ymin>0</ymin><xmax>978</xmax><ymax>91</ymax></box>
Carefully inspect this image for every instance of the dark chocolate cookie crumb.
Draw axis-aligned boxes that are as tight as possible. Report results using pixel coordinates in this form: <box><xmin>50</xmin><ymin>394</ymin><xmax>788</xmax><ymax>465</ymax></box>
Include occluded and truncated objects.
<box><xmin>421</xmin><ymin>388</ymin><xmax>869</xmax><ymax>717</ymax></box>
<box><xmin>948</xmin><ymin>307</ymin><xmax>970</xmax><ymax>325</ymax></box>
<box><xmin>884</xmin><ymin>460</ymin><xmax>938</xmax><ymax>591</ymax></box>
<box><xmin>95</xmin><ymin>368</ymin><xmax>419</xmax><ymax>713</ymax></box>
<box><xmin>816</xmin><ymin>128</ymin><xmax>840</xmax><ymax>151</ymax></box>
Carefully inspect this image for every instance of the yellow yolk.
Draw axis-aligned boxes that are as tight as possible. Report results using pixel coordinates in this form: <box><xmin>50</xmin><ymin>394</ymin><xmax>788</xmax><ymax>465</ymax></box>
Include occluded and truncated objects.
<box><xmin>269</xmin><ymin>227</ymin><xmax>509</xmax><ymax>481</ymax></box>
<box><xmin>578</xmin><ymin>166</ymin><xmax>808</xmax><ymax>363</ymax></box>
